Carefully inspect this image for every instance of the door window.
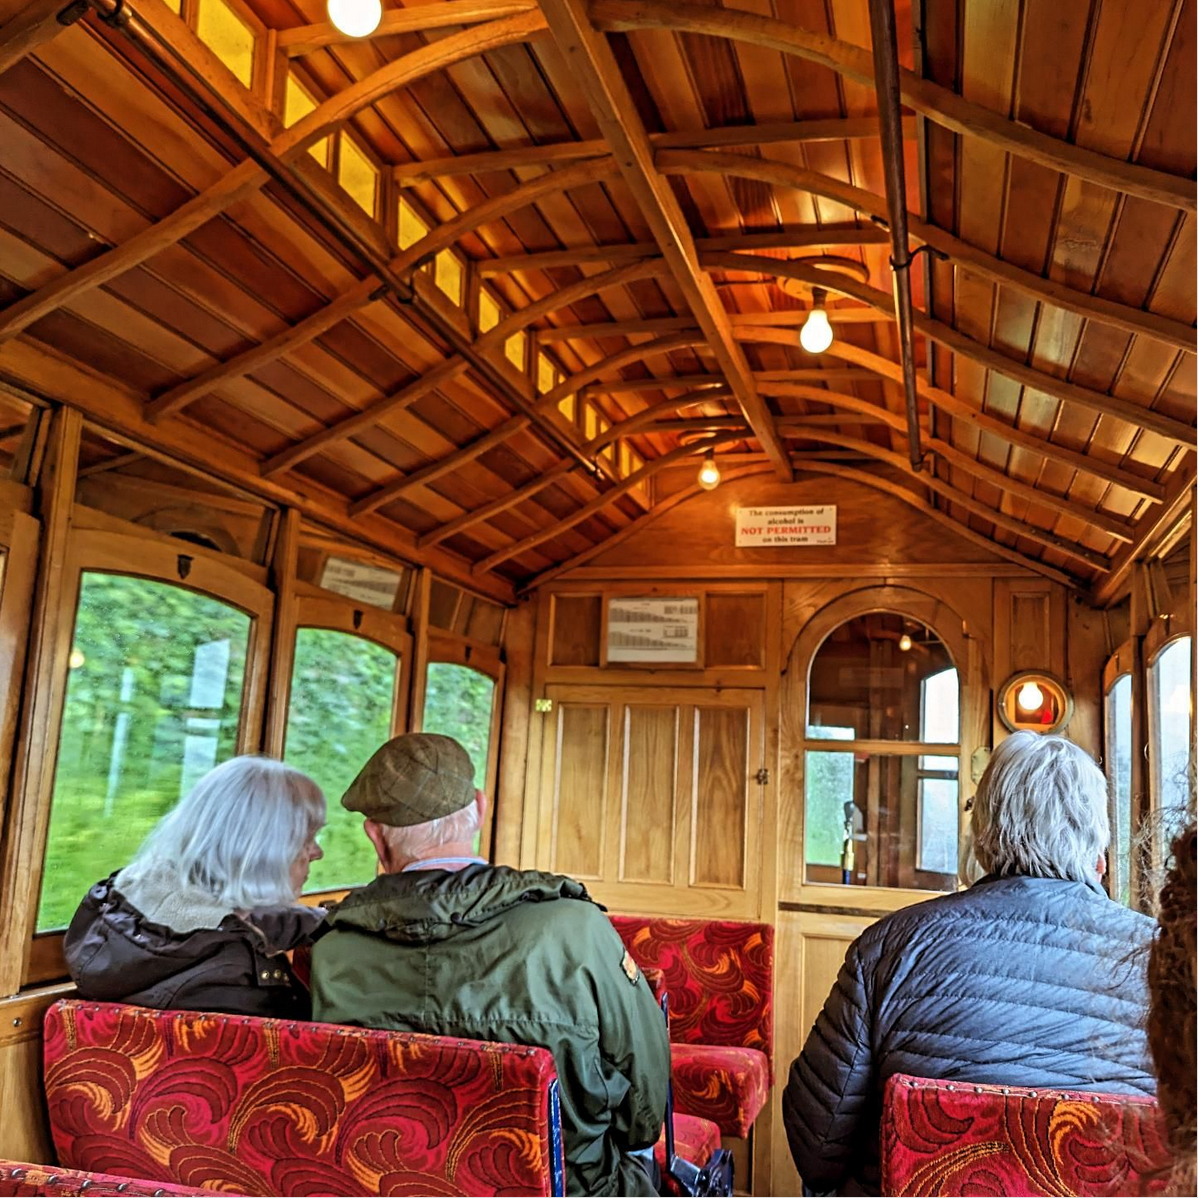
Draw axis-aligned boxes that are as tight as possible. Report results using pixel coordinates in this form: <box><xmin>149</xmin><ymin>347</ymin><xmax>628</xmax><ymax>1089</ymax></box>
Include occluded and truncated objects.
<box><xmin>1149</xmin><ymin>636</ymin><xmax>1193</xmax><ymax>833</ymax></box>
<box><xmin>1104</xmin><ymin>673</ymin><xmax>1133</xmax><ymax>904</ymax></box>
<box><xmin>423</xmin><ymin>662</ymin><xmax>496</xmax><ymax>787</ymax></box>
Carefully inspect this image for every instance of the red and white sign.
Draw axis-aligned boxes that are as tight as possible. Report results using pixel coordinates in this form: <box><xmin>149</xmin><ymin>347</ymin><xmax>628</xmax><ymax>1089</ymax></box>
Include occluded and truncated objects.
<box><xmin>735</xmin><ymin>505</ymin><xmax>837</xmax><ymax>547</ymax></box>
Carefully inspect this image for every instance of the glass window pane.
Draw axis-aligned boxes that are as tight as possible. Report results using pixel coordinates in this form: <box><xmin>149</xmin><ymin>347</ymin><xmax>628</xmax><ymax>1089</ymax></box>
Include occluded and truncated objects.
<box><xmin>434</xmin><ymin>251</ymin><xmax>463</xmax><ymax>305</ymax></box>
<box><xmin>1105</xmin><ymin>673</ymin><xmax>1133</xmax><ymax>905</ymax></box>
<box><xmin>504</xmin><ymin>330</ymin><xmax>527</xmax><ymax>371</ymax></box>
<box><xmin>284</xmin><ymin>74</ymin><xmax>330</xmax><ymax>166</ymax></box>
<box><xmin>478</xmin><ymin>289</ymin><xmax>500</xmax><ymax>334</ymax></box>
<box><xmin>339</xmin><ymin>137</ymin><xmax>379</xmax><ymax>216</ymax></box>
<box><xmin>38</xmin><ymin>574</ymin><xmax>251</xmax><ymax>930</ymax></box>
<box><xmin>423</xmin><ymin>663</ymin><xmax>495</xmax><ymax>789</ymax></box>
<box><xmin>537</xmin><ymin>352</ymin><xmax>557</xmax><ymax>394</ymax></box>
<box><xmin>808</xmin><ymin>614</ymin><xmax>956</xmax><ymax>741</ymax></box>
<box><xmin>285</xmin><ymin>628</ymin><xmax>398</xmax><ymax>892</ymax></box>
<box><xmin>1151</xmin><ymin>637</ymin><xmax>1193</xmax><ymax>826</ymax></box>
<box><xmin>804</xmin><ymin>750</ymin><xmax>957</xmax><ymax>891</ymax></box>
<box><xmin>398</xmin><ymin>198</ymin><xmax>428</xmax><ymax>249</ymax></box>
<box><xmin>195</xmin><ymin>0</ymin><xmax>255</xmax><ymax>89</ymax></box>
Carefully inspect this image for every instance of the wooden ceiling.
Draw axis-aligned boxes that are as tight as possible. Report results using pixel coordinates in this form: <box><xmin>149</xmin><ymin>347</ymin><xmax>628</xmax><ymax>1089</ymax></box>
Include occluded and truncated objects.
<box><xmin>0</xmin><ymin>0</ymin><xmax>1193</xmax><ymax>603</ymax></box>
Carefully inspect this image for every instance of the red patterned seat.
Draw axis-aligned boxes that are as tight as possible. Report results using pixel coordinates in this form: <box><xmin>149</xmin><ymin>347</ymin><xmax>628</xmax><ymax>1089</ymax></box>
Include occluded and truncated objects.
<box><xmin>881</xmin><ymin>1074</ymin><xmax>1172</xmax><ymax>1197</ymax></box>
<box><xmin>610</xmin><ymin>916</ymin><xmax>774</xmax><ymax>1137</ymax></box>
<box><xmin>44</xmin><ymin>999</ymin><xmax>566</xmax><ymax>1197</ymax></box>
<box><xmin>0</xmin><ymin>1161</ymin><xmax>206</xmax><ymax>1197</ymax></box>
<box><xmin>654</xmin><ymin>1114</ymin><xmax>722</xmax><ymax>1194</ymax></box>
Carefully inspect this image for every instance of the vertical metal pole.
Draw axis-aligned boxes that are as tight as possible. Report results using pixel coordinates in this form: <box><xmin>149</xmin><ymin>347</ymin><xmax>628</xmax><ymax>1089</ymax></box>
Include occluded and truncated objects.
<box><xmin>868</xmin><ymin>0</ymin><xmax>924</xmax><ymax>471</ymax></box>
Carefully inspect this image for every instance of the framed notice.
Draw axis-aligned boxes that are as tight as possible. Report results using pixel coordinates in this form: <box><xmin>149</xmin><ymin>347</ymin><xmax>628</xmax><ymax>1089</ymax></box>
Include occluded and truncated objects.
<box><xmin>735</xmin><ymin>505</ymin><xmax>837</xmax><ymax>547</ymax></box>
<box><xmin>319</xmin><ymin>555</ymin><xmax>402</xmax><ymax>609</ymax></box>
<box><xmin>606</xmin><ymin>596</ymin><xmax>700</xmax><ymax>665</ymax></box>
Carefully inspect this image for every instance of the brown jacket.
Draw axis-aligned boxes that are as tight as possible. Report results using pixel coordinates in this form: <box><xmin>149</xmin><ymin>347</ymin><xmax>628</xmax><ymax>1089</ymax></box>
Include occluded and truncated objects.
<box><xmin>65</xmin><ymin>871</ymin><xmax>324</xmax><ymax>1019</ymax></box>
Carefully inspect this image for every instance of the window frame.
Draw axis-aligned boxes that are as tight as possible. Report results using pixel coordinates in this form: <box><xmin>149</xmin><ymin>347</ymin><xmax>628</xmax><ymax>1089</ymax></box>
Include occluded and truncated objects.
<box><xmin>21</xmin><ymin>518</ymin><xmax>275</xmax><ymax>985</ymax></box>
<box><xmin>1146</xmin><ymin>629</ymin><xmax>1194</xmax><ymax>828</ymax></box>
<box><xmin>423</xmin><ymin>631</ymin><xmax>505</xmax><ymax>857</ymax></box>
<box><xmin>1102</xmin><ymin>641</ymin><xmax>1137</xmax><ymax>904</ymax></box>
<box><xmin>283</xmin><ymin>584</ymin><xmax>413</xmax><ymax>902</ymax></box>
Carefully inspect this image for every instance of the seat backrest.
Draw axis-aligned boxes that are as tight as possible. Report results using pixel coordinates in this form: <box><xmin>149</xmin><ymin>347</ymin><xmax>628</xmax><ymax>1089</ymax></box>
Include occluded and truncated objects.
<box><xmin>44</xmin><ymin>999</ymin><xmax>565</xmax><ymax>1198</ymax></box>
<box><xmin>0</xmin><ymin>1160</ymin><xmax>206</xmax><ymax>1197</ymax></box>
<box><xmin>609</xmin><ymin>915</ymin><xmax>773</xmax><ymax>1070</ymax></box>
<box><xmin>881</xmin><ymin>1074</ymin><xmax>1171</xmax><ymax>1197</ymax></box>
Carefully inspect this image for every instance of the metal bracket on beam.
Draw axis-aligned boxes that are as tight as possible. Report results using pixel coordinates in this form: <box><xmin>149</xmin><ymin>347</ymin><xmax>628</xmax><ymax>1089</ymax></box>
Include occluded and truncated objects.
<box><xmin>56</xmin><ymin>0</ymin><xmax>90</xmax><ymax>24</ymax></box>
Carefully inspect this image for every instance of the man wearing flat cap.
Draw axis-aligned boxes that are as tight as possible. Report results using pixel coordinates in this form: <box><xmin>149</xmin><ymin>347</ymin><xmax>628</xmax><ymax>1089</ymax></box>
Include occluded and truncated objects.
<box><xmin>310</xmin><ymin>733</ymin><xmax>670</xmax><ymax>1197</ymax></box>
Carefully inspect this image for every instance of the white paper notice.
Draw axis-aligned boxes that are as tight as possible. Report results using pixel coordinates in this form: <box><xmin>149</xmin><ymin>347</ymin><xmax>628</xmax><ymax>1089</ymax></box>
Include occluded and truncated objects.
<box><xmin>607</xmin><ymin>597</ymin><xmax>699</xmax><ymax>663</ymax></box>
<box><xmin>735</xmin><ymin>505</ymin><xmax>837</xmax><ymax>547</ymax></box>
<box><xmin>319</xmin><ymin>555</ymin><xmax>402</xmax><ymax>609</ymax></box>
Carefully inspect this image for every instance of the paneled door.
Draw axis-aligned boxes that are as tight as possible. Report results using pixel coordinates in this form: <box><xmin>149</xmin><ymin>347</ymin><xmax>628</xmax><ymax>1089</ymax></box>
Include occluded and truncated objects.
<box><xmin>534</xmin><ymin>685</ymin><xmax>767</xmax><ymax>918</ymax></box>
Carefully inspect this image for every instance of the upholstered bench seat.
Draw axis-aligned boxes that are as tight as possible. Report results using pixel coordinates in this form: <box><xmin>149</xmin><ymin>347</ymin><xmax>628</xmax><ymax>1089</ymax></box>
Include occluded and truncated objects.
<box><xmin>670</xmin><ymin>1044</ymin><xmax>770</xmax><ymax>1138</ymax></box>
<box><xmin>0</xmin><ymin>1162</ymin><xmax>206</xmax><ymax>1197</ymax></box>
<box><xmin>655</xmin><ymin>1114</ymin><xmax>723</xmax><ymax>1195</ymax></box>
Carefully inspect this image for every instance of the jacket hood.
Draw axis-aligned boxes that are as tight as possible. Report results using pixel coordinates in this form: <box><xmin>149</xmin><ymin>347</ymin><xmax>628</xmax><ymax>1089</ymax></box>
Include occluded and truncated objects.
<box><xmin>326</xmin><ymin>864</ymin><xmax>596</xmax><ymax>944</ymax></box>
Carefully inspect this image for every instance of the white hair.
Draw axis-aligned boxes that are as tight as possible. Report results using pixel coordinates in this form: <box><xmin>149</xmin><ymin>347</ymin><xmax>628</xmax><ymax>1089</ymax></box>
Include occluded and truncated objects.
<box><xmin>969</xmin><ymin>731</ymin><xmax>1110</xmax><ymax>884</ymax></box>
<box><xmin>379</xmin><ymin>801</ymin><xmax>481</xmax><ymax>860</ymax></box>
<box><xmin>127</xmin><ymin>756</ymin><xmax>325</xmax><ymax>908</ymax></box>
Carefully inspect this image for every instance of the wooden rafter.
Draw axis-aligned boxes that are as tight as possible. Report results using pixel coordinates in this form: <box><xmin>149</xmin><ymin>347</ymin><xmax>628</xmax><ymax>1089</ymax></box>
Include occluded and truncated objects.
<box><xmin>671</xmin><ymin>153</ymin><xmax>1196</xmax><ymax>352</ymax></box>
<box><xmin>277</xmin><ymin>0</ymin><xmax>536</xmax><ymax>56</ymax></box>
<box><xmin>473</xmin><ymin>434</ymin><xmax>744</xmax><ymax>573</ymax></box>
<box><xmin>0</xmin><ymin>0</ymin><xmax>77</xmax><ymax>75</ymax></box>
<box><xmin>537</xmin><ymin>0</ymin><xmax>791</xmax><ymax>481</ymax></box>
<box><xmin>711</xmin><ymin>259</ymin><xmax>1197</xmax><ymax>449</ymax></box>
<box><xmin>145</xmin><ymin>157</ymin><xmax>616</xmax><ymax>421</ymax></box>
<box><xmin>478</xmin><ymin>226</ymin><xmax>889</xmax><ymax>274</ymax></box>
<box><xmin>537</xmin><ymin>309</ymin><xmax>889</xmax><ymax>342</ymax></box>
<box><xmin>584</xmin><ymin>369</ymin><xmax>873</xmax><ymax>395</ymax></box>
<box><xmin>0</xmin><ymin>14</ymin><xmax>545</xmax><ymax>344</ymax></box>
<box><xmin>417</xmin><ymin>386</ymin><xmax>733</xmax><ymax>549</ymax></box>
<box><xmin>595</xmin><ymin>0</ymin><xmax>1197</xmax><ymax>211</ymax></box>
<box><xmin>260</xmin><ymin>259</ymin><xmax>669</xmax><ymax>479</ymax></box>
<box><xmin>395</xmin><ymin>116</ymin><xmax>914</xmax><ymax>184</ymax></box>
<box><xmin>346</xmin><ymin>332</ymin><xmax>707</xmax><ymax>515</ymax></box>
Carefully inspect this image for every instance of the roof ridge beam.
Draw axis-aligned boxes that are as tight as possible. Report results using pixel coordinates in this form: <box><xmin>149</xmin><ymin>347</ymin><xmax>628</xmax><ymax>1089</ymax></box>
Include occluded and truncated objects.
<box><xmin>538</xmin><ymin>0</ymin><xmax>791</xmax><ymax>480</ymax></box>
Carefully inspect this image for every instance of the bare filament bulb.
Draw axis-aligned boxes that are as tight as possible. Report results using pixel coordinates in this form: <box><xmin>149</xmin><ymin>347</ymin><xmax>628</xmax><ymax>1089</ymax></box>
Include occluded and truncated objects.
<box><xmin>327</xmin><ymin>0</ymin><xmax>382</xmax><ymax>38</ymax></box>
<box><xmin>697</xmin><ymin>452</ymin><xmax>721</xmax><ymax>491</ymax></box>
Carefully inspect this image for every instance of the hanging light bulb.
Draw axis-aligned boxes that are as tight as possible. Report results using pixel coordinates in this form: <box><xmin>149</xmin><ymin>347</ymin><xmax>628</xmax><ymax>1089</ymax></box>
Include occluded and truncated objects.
<box><xmin>898</xmin><ymin>633</ymin><xmax>912</xmax><ymax>652</ymax></box>
<box><xmin>327</xmin><ymin>0</ymin><xmax>382</xmax><ymax>38</ymax></box>
<box><xmin>697</xmin><ymin>451</ymin><xmax>721</xmax><ymax>491</ymax></box>
<box><xmin>1016</xmin><ymin>681</ymin><xmax>1044</xmax><ymax>712</ymax></box>
<box><xmin>799</xmin><ymin>286</ymin><xmax>834</xmax><ymax>355</ymax></box>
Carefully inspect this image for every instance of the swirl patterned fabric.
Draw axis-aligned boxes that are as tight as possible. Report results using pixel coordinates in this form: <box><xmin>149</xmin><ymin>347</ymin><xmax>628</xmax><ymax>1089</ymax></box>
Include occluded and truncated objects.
<box><xmin>881</xmin><ymin>1074</ymin><xmax>1171</xmax><ymax>1198</ymax></box>
<box><xmin>0</xmin><ymin>1161</ymin><xmax>206</xmax><ymax>1197</ymax></box>
<box><xmin>654</xmin><ymin>1115</ymin><xmax>723</xmax><ymax>1197</ymax></box>
<box><xmin>610</xmin><ymin>916</ymin><xmax>774</xmax><ymax>1137</ymax></box>
<box><xmin>43</xmin><ymin>1000</ymin><xmax>564</xmax><ymax>1198</ymax></box>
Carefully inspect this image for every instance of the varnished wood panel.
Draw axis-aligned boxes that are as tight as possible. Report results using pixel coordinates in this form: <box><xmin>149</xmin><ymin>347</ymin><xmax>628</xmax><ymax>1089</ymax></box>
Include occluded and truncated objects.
<box><xmin>546</xmin><ymin>701</ymin><xmax>609</xmax><ymax>879</ymax></box>
<box><xmin>619</xmin><ymin>704</ymin><xmax>678</xmax><ymax>884</ymax></box>
<box><xmin>692</xmin><ymin>705</ymin><xmax>750</xmax><ymax>888</ymax></box>
<box><xmin>550</xmin><ymin>593</ymin><xmax>601</xmax><ymax>665</ymax></box>
<box><xmin>705</xmin><ymin>591</ymin><xmax>765</xmax><ymax>667</ymax></box>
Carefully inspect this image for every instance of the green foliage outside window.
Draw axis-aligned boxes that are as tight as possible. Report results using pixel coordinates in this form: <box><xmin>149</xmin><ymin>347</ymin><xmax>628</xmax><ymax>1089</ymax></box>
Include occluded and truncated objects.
<box><xmin>422</xmin><ymin>662</ymin><xmax>495</xmax><ymax>788</ymax></box>
<box><xmin>285</xmin><ymin>628</ymin><xmax>398</xmax><ymax>892</ymax></box>
<box><xmin>38</xmin><ymin>573</ymin><xmax>250</xmax><ymax>930</ymax></box>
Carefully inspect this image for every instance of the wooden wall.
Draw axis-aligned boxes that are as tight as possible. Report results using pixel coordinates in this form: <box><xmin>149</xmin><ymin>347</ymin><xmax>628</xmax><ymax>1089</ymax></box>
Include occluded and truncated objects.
<box><xmin>497</xmin><ymin>471</ymin><xmax>1103</xmax><ymax>1192</ymax></box>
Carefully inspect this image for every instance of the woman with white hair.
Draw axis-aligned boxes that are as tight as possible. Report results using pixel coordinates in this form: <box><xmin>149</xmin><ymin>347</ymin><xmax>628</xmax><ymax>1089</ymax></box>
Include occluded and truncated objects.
<box><xmin>783</xmin><ymin>731</ymin><xmax>1156</xmax><ymax>1197</ymax></box>
<box><xmin>64</xmin><ymin>756</ymin><xmax>327</xmax><ymax>1018</ymax></box>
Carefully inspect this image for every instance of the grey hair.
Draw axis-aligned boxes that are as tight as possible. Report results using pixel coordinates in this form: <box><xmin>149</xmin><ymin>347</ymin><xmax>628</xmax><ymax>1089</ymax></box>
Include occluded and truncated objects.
<box><xmin>969</xmin><ymin>731</ymin><xmax>1110</xmax><ymax>884</ymax></box>
<box><xmin>127</xmin><ymin>756</ymin><xmax>325</xmax><ymax>908</ymax></box>
<box><xmin>379</xmin><ymin>801</ymin><xmax>481</xmax><ymax>860</ymax></box>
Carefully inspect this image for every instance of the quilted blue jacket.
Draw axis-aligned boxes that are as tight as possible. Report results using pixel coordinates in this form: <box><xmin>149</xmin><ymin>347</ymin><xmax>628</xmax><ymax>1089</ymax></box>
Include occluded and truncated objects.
<box><xmin>782</xmin><ymin>874</ymin><xmax>1156</xmax><ymax>1195</ymax></box>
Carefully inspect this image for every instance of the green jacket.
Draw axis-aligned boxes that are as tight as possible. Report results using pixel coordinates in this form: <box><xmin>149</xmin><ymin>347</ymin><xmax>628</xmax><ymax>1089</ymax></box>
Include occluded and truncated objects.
<box><xmin>310</xmin><ymin>865</ymin><xmax>670</xmax><ymax>1197</ymax></box>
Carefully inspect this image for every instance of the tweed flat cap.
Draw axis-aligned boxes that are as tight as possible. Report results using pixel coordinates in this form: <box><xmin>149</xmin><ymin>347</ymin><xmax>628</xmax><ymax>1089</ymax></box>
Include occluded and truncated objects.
<box><xmin>341</xmin><ymin>733</ymin><xmax>476</xmax><ymax>827</ymax></box>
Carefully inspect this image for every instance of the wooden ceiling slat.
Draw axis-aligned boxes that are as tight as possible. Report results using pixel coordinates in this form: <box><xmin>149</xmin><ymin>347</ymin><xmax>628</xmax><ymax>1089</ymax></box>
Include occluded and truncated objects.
<box><xmin>0</xmin><ymin>0</ymin><xmax>79</xmax><ymax>75</ymax></box>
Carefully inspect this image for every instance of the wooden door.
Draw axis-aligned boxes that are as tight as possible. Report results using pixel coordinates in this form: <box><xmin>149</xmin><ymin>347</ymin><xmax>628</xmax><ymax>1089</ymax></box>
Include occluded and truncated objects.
<box><xmin>535</xmin><ymin>685</ymin><xmax>766</xmax><ymax>918</ymax></box>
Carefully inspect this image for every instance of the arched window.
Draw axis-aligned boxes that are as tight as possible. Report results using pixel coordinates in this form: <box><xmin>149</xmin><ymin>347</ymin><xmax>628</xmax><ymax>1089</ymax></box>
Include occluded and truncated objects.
<box><xmin>1104</xmin><ymin>670</ymin><xmax>1134</xmax><ymax>904</ymax></box>
<box><xmin>1149</xmin><ymin>635</ymin><xmax>1193</xmax><ymax>830</ymax></box>
<box><xmin>422</xmin><ymin>662</ymin><xmax>497</xmax><ymax>789</ymax></box>
<box><xmin>805</xmin><ymin>612</ymin><xmax>960</xmax><ymax>891</ymax></box>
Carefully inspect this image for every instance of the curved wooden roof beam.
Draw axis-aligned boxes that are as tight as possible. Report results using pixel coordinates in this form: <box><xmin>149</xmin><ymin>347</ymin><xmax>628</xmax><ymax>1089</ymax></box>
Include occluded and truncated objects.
<box><xmin>277</xmin><ymin>0</ymin><xmax>537</xmax><ymax>57</ymax></box>
<box><xmin>396</xmin><ymin>117</ymin><xmax>912</xmax><ymax>185</ymax></box>
<box><xmin>416</xmin><ymin>386</ymin><xmax>732</xmax><ymax>549</ymax></box>
<box><xmin>707</xmin><ymin>255</ymin><xmax>1195</xmax><ymax>457</ymax></box>
<box><xmin>473</xmin><ymin>433</ymin><xmax>745</xmax><ymax>573</ymax></box>
<box><xmin>662</xmin><ymin>152</ymin><xmax>1196</xmax><ymax>352</ymax></box>
<box><xmin>346</xmin><ymin>333</ymin><xmax>708</xmax><ymax>516</ymax></box>
<box><xmin>596</xmin><ymin>0</ymin><xmax>1196</xmax><ymax>212</ymax></box>
<box><xmin>146</xmin><ymin>156</ymin><xmax>617</xmax><ymax>422</ymax></box>
<box><xmin>260</xmin><ymin>258</ymin><xmax>669</xmax><ymax>479</ymax></box>
<box><xmin>0</xmin><ymin>13</ymin><xmax>546</xmax><ymax>344</ymax></box>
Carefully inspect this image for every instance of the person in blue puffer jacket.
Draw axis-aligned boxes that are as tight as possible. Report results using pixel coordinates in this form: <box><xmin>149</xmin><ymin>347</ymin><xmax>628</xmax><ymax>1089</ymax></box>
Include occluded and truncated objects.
<box><xmin>783</xmin><ymin>731</ymin><xmax>1155</xmax><ymax>1196</ymax></box>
